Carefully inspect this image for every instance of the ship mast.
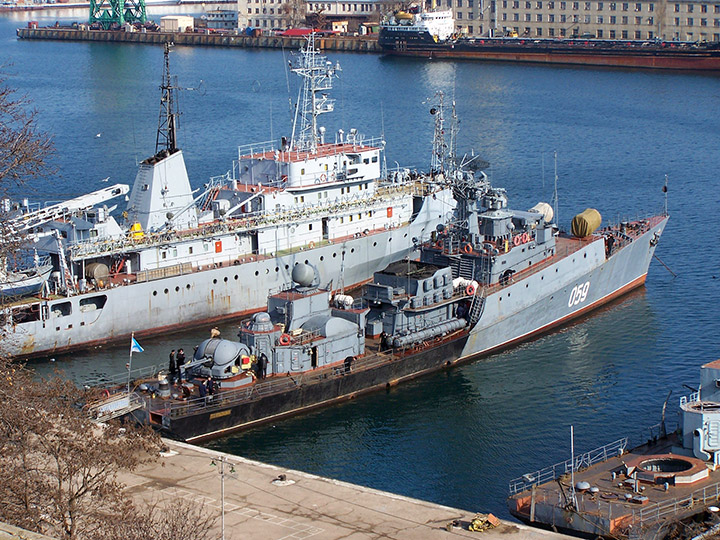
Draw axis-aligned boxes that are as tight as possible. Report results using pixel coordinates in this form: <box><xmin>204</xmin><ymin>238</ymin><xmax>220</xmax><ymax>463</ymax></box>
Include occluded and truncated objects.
<box><xmin>155</xmin><ymin>41</ymin><xmax>179</xmax><ymax>155</ymax></box>
<box><xmin>289</xmin><ymin>33</ymin><xmax>341</xmax><ymax>153</ymax></box>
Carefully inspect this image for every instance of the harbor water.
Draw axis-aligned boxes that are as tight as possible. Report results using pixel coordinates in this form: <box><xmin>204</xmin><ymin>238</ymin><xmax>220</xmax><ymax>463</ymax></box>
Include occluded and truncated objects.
<box><xmin>2</xmin><ymin>11</ymin><xmax>720</xmax><ymax>519</ymax></box>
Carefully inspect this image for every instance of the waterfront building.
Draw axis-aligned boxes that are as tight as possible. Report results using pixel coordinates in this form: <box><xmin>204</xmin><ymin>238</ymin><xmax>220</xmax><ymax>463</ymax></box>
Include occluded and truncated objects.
<box><xmin>442</xmin><ymin>0</ymin><xmax>720</xmax><ymax>40</ymax></box>
<box><xmin>236</xmin><ymin>0</ymin><xmax>382</xmax><ymax>31</ymax></box>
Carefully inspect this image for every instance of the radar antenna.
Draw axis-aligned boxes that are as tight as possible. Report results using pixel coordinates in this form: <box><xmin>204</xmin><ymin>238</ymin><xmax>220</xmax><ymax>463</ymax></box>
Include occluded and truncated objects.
<box><xmin>289</xmin><ymin>33</ymin><xmax>341</xmax><ymax>153</ymax></box>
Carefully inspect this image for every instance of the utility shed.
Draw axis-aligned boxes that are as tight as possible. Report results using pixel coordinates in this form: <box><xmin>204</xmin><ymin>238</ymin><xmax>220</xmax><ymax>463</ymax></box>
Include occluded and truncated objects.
<box><xmin>160</xmin><ymin>15</ymin><xmax>194</xmax><ymax>32</ymax></box>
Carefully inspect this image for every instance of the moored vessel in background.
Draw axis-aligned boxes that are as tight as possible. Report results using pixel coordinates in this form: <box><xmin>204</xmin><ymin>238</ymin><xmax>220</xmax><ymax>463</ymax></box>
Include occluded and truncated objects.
<box><xmin>0</xmin><ymin>37</ymin><xmax>455</xmax><ymax>360</ymax></box>
<box><xmin>379</xmin><ymin>9</ymin><xmax>720</xmax><ymax>70</ymax></box>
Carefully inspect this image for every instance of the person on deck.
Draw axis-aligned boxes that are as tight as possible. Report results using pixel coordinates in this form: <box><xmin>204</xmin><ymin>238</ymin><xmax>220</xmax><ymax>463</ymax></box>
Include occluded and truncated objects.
<box><xmin>168</xmin><ymin>349</ymin><xmax>178</xmax><ymax>384</ymax></box>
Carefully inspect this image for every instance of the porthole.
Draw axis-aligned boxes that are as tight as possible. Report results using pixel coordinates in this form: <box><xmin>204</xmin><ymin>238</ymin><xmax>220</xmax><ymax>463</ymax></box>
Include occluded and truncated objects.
<box><xmin>333</xmin><ymin>253</ymin><xmax>337</xmax><ymax>258</ymax></box>
<box><xmin>153</xmin><ymin>291</ymin><xmax>158</xmax><ymax>296</ymax></box>
<box><xmin>373</xmin><ymin>242</ymin><xmax>377</xmax><ymax>247</ymax></box>
<box><xmin>526</xmin><ymin>284</ymin><xmax>529</xmax><ymax>288</ymax></box>
<box><xmin>350</xmin><ymin>248</ymin><xmax>355</xmax><ymax>253</ymax></box>
<box><xmin>234</xmin><ymin>275</ymin><xmax>238</xmax><ymax>280</ymax></box>
<box><xmin>555</xmin><ymin>268</ymin><xmax>558</xmax><ymax>272</ymax></box>
<box><xmin>304</xmin><ymin>259</ymin><xmax>309</xmax><ymax>264</ymax></box>
<box><xmin>285</xmin><ymin>264</ymin><xmax>289</xmax><ymax>270</ymax></box>
<box><xmin>275</xmin><ymin>267</ymin><xmax>279</xmax><ymax>272</ymax></box>
<box><xmin>584</xmin><ymin>253</ymin><xmax>587</xmax><ymax>258</ymax></box>
<box><xmin>404</xmin><ymin>233</ymin><xmax>407</xmax><ymax>238</ymax></box>
<box><xmin>164</xmin><ymin>288</ymin><xmax>169</xmax><ymax>294</ymax></box>
<box><xmin>186</xmin><ymin>284</ymin><xmax>191</xmax><ymax>290</ymax></box>
<box><xmin>213</xmin><ymin>279</ymin><xmax>218</xmax><ymax>284</ymax></box>
<box><xmin>224</xmin><ymin>277</ymin><xmax>228</xmax><ymax>283</ymax></box>
<box><xmin>175</xmin><ymin>286</ymin><xmax>180</xmax><ymax>292</ymax></box>
<box><xmin>388</xmin><ymin>238</ymin><xmax>392</xmax><ymax>242</ymax></box>
<box><xmin>320</xmin><ymin>256</ymin><xmax>324</xmax><ymax>261</ymax></box>
<box><xmin>265</xmin><ymin>269</ymin><xmax>269</xmax><ymax>274</ymax></box>
<box><xmin>255</xmin><ymin>271</ymin><xmax>259</xmax><ymax>276</ymax></box>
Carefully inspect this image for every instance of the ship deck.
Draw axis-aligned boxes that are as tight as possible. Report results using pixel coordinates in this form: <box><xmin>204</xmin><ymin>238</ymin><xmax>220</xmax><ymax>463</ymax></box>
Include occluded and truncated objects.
<box><xmin>508</xmin><ymin>432</ymin><xmax>720</xmax><ymax>538</ymax></box>
<box><xmin>241</xmin><ymin>142</ymin><xmax>382</xmax><ymax>163</ymax></box>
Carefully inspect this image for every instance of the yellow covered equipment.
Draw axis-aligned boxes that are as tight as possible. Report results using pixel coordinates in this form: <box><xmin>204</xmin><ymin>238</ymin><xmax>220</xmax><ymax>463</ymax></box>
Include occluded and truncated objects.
<box><xmin>571</xmin><ymin>208</ymin><xmax>602</xmax><ymax>238</ymax></box>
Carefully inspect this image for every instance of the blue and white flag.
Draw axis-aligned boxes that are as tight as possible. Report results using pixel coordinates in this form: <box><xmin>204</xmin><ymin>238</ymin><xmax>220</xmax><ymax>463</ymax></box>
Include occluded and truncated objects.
<box><xmin>130</xmin><ymin>336</ymin><xmax>144</xmax><ymax>354</ymax></box>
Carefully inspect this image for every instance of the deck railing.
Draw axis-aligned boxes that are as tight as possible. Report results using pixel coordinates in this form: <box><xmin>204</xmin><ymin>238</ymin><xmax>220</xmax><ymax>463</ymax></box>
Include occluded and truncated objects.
<box><xmin>508</xmin><ymin>438</ymin><xmax>628</xmax><ymax>496</ymax></box>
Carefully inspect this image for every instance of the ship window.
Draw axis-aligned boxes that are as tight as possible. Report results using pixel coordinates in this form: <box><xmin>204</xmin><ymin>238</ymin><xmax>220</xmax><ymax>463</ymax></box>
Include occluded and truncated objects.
<box><xmin>161</xmin><ymin>252</ymin><xmax>167</xmax><ymax>260</ymax></box>
<box><xmin>363</xmin><ymin>158</ymin><xmax>369</xmax><ymax>164</ymax></box>
<box><xmin>309</xmin><ymin>224</ymin><xmax>313</xmax><ymax>230</ymax></box>
<box><xmin>235</xmin><ymin>275</ymin><xmax>239</xmax><ymax>280</ymax></box>
<box><xmin>80</xmin><ymin>295</ymin><xmax>107</xmax><ymax>311</ymax></box>
<box><xmin>300</xmin><ymin>196</ymin><xmax>305</xmax><ymax>203</ymax></box>
<box><xmin>320</xmin><ymin>256</ymin><xmax>324</xmax><ymax>261</ymax></box>
<box><xmin>186</xmin><ymin>284</ymin><xmax>191</xmax><ymax>289</ymax></box>
<box><xmin>164</xmin><ymin>288</ymin><xmax>169</xmax><ymax>294</ymax></box>
<box><xmin>373</xmin><ymin>242</ymin><xmax>377</xmax><ymax>247</ymax></box>
<box><xmin>349</xmin><ymin>215</ymin><xmax>353</xmax><ymax>222</ymax></box>
<box><xmin>153</xmin><ymin>291</ymin><xmax>157</xmax><ymax>296</ymax></box>
<box><xmin>324</xmin><ymin>164</ymin><xmax>328</xmax><ymax>170</ymax></box>
<box><xmin>142</xmin><ymin>184</ymin><xmax>149</xmax><ymax>191</ymax></box>
<box><xmin>172</xmin><ymin>249</ymin><xmax>177</xmax><ymax>257</ymax></box>
<box><xmin>358</xmin><ymin>213</ymin><xmax>362</xmax><ymax>220</ymax></box>
<box><xmin>175</xmin><ymin>286</ymin><xmax>180</xmax><ymax>292</ymax></box>
<box><xmin>622</xmin><ymin>1</ymin><xmax>628</xmax><ymax>9</ymax></box>
<box><xmin>318</xmin><ymin>193</ymin><xmax>322</xmax><ymax>200</ymax></box>
<box><xmin>204</xmin><ymin>244</ymin><xmax>209</xmax><ymax>252</ymax></box>
<box><xmin>372</xmin><ymin>156</ymin><xmax>378</xmax><ymax>163</ymax></box>
<box><xmin>340</xmin><ymin>217</ymin><xmax>344</xmax><ymax>224</ymax></box>
<box><xmin>189</xmin><ymin>247</ymin><xmax>193</xmax><ymax>254</ymax></box>
<box><xmin>301</xmin><ymin>168</ymin><xmax>305</xmax><ymax>174</ymax></box>
<box><xmin>224</xmin><ymin>277</ymin><xmax>229</xmax><ymax>283</ymax></box>
<box><xmin>333</xmin><ymin>252</ymin><xmax>337</xmax><ymax>258</ymax></box>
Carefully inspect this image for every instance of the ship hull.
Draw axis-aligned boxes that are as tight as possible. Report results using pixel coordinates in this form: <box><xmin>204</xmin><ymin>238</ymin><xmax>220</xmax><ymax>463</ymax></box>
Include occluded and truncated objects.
<box><xmin>151</xmin><ymin>216</ymin><xmax>668</xmax><ymax>442</ymax></box>
<box><xmin>379</xmin><ymin>31</ymin><xmax>720</xmax><ymax>70</ymax></box>
<box><xmin>1</xmin><ymin>193</ymin><xmax>452</xmax><ymax>359</ymax></box>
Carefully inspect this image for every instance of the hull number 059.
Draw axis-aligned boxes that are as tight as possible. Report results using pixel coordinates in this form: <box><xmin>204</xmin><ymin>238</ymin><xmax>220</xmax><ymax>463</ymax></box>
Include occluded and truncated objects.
<box><xmin>568</xmin><ymin>281</ymin><xmax>590</xmax><ymax>308</ymax></box>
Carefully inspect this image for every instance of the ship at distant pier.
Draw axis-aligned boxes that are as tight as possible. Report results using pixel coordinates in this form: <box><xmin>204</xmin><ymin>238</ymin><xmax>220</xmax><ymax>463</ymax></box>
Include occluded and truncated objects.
<box><xmin>379</xmin><ymin>8</ymin><xmax>720</xmax><ymax>70</ymax></box>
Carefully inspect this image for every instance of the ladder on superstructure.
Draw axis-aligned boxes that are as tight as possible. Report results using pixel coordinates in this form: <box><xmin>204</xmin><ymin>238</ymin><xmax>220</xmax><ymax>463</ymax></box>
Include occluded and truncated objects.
<box><xmin>467</xmin><ymin>291</ymin><xmax>485</xmax><ymax>325</ymax></box>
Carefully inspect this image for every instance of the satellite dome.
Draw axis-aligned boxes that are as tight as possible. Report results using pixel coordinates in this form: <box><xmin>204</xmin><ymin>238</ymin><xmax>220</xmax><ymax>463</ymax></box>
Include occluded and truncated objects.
<box><xmin>292</xmin><ymin>263</ymin><xmax>314</xmax><ymax>287</ymax></box>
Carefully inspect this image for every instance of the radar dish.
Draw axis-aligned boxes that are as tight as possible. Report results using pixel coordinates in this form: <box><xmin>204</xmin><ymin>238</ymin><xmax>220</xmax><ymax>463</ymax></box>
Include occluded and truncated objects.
<box><xmin>292</xmin><ymin>263</ymin><xmax>314</xmax><ymax>287</ymax></box>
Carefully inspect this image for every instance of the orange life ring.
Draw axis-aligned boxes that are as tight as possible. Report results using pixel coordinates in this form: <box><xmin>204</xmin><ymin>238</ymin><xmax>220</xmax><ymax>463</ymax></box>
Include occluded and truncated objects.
<box><xmin>278</xmin><ymin>333</ymin><xmax>291</xmax><ymax>346</ymax></box>
<box><xmin>522</xmin><ymin>232</ymin><xmax>530</xmax><ymax>243</ymax></box>
<box><xmin>308</xmin><ymin>241</ymin><xmax>315</xmax><ymax>249</ymax></box>
<box><xmin>466</xmin><ymin>283</ymin><xmax>476</xmax><ymax>296</ymax></box>
<box><xmin>462</xmin><ymin>243</ymin><xmax>473</xmax><ymax>254</ymax></box>
<box><xmin>437</xmin><ymin>239</ymin><xmax>444</xmax><ymax>248</ymax></box>
<box><xmin>513</xmin><ymin>235</ymin><xmax>522</xmax><ymax>247</ymax></box>
<box><xmin>319</xmin><ymin>173</ymin><xmax>327</xmax><ymax>182</ymax></box>
<box><xmin>102</xmin><ymin>389</ymin><xmax>110</xmax><ymax>398</ymax></box>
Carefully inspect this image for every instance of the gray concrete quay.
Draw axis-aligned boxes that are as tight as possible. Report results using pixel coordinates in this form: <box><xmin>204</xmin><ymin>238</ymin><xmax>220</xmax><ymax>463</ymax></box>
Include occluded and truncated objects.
<box><xmin>119</xmin><ymin>439</ymin><xmax>573</xmax><ymax>540</ymax></box>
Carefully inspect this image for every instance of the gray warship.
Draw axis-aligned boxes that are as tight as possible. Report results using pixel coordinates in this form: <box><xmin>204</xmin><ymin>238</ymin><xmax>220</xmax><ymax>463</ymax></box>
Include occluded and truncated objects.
<box><xmin>89</xmin><ymin>99</ymin><xmax>668</xmax><ymax>441</ymax></box>
<box><xmin>0</xmin><ymin>38</ymin><xmax>454</xmax><ymax>359</ymax></box>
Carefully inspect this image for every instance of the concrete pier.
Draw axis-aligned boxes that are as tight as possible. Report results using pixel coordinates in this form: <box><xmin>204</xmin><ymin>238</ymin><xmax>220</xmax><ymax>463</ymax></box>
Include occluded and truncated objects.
<box><xmin>16</xmin><ymin>27</ymin><xmax>382</xmax><ymax>53</ymax></box>
<box><xmin>118</xmin><ymin>439</ymin><xmax>573</xmax><ymax>539</ymax></box>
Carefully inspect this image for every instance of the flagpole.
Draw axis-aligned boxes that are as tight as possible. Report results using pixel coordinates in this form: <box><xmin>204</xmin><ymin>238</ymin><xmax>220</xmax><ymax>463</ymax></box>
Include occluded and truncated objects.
<box><xmin>128</xmin><ymin>332</ymin><xmax>134</xmax><ymax>395</ymax></box>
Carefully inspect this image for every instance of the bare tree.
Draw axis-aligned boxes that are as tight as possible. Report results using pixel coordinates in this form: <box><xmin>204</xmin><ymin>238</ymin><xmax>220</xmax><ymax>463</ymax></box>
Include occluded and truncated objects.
<box><xmin>0</xmin><ymin>73</ymin><xmax>54</xmax><ymax>301</ymax></box>
<box><xmin>305</xmin><ymin>7</ymin><xmax>327</xmax><ymax>29</ymax></box>
<box><xmin>0</xmin><ymin>73</ymin><xmax>53</xmax><ymax>193</ymax></box>
<box><xmin>281</xmin><ymin>0</ymin><xmax>306</xmax><ymax>28</ymax></box>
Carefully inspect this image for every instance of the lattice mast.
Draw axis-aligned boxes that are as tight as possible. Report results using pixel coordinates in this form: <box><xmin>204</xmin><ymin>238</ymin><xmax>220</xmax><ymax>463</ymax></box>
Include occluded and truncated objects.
<box><xmin>89</xmin><ymin>0</ymin><xmax>146</xmax><ymax>30</ymax></box>
<box><xmin>155</xmin><ymin>42</ymin><xmax>179</xmax><ymax>154</ymax></box>
<box><xmin>289</xmin><ymin>33</ymin><xmax>341</xmax><ymax>153</ymax></box>
<box><xmin>430</xmin><ymin>91</ymin><xmax>447</xmax><ymax>174</ymax></box>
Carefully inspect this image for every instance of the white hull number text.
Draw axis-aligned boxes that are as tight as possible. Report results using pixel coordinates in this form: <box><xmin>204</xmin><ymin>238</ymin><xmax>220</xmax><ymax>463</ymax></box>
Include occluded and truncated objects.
<box><xmin>568</xmin><ymin>281</ymin><xmax>590</xmax><ymax>308</ymax></box>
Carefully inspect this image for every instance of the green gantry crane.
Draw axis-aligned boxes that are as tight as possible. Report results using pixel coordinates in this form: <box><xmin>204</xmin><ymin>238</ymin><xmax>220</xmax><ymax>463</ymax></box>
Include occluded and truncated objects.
<box><xmin>89</xmin><ymin>0</ymin><xmax>147</xmax><ymax>29</ymax></box>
